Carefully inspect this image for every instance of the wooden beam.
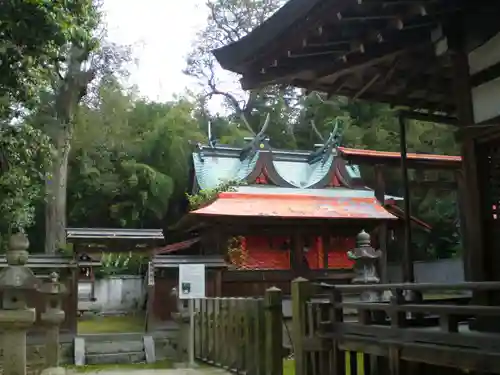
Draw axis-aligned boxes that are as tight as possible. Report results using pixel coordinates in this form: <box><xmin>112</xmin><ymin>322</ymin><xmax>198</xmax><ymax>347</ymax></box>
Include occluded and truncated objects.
<box><xmin>357</xmin><ymin>0</ymin><xmax>438</xmax><ymax>5</ymax></box>
<box><xmin>240</xmin><ymin>29</ymin><xmax>431</xmax><ymax>90</ymax></box>
<box><xmin>339</xmin><ymin>87</ymin><xmax>454</xmax><ymax>114</ymax></box>
<box><xmin>353</xmin><ymin>73</ymin><xmax>381</xmax><ymax>99</ymax></box>
<box><xmin>317</xmin><ymin>29</ymin><xmax>431</xmax><ymax>78</ymax></box>
<box><xmin>470</xmin><ymin>60</ymin><xmax>500</xmax><ymax>87</ymax></box>
<box><xmin>399</xmin><ymin>110</ymin><xmax>459</xmax><ymax>125</ymax></box>
<box><xmin>408</xmin><ymin>180</ymin><xmax>457</xmax><ymax>189</ymax></box>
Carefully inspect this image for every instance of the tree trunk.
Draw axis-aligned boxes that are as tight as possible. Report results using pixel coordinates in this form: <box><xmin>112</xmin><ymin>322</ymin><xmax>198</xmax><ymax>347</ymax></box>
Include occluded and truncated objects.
<box><xmin>43</xmin><ymin>45</ymin><xmax>95</xmax><ymax>254</ymax></box>
<box><xmin>45</xmin><ymin>126</ymin><xmax>71</xmax><ymax>254</ymax></box>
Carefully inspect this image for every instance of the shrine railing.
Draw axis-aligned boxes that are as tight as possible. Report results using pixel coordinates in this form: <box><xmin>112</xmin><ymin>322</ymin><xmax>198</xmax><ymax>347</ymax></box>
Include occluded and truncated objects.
<box><xmin>292</xmin><ymin>278</ymin><xmax>500</xmax><ymax>375</ymax></box>
<box><xmin>193</xmin><ymin>287</ymin><xmax>284</xmax><ymax>375</ymax></box>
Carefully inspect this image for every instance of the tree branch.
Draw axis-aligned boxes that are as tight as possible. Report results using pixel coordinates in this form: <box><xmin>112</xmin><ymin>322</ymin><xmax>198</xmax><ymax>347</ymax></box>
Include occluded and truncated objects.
<box><xmin>310</xmin><ymin>120</ymin><xmax>324</xmax><ymax>142</ymax></box>
<box><xmin>204</xmin><ymin>61</ymin><xmax>256</xmax><ymax>135</ymax></box>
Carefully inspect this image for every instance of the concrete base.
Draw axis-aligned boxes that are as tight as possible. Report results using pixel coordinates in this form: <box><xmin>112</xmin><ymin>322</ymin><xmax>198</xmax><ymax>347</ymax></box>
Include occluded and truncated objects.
<box><xmin>40</xmin><ymin>367</ymin><xmax>66</xmax><ymax>375</ymax></box>
<box><xmin>144</xmin><ymin>335</ymin><xmax>156</xmax><ymax>363</ymax></box>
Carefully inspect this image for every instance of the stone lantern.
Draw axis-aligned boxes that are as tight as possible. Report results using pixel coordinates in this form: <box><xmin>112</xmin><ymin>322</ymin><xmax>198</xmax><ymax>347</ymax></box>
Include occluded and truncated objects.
<box><xmin>347</xmin><ymin>230</ymin><xmax>382</xmax><ymax>302</ymax></box>
<box><xmin>0</xmin><ymin>232</ymin><xmax>39</xmax><ymax>375</ymax></box>
<box><xmin>40</xmin><ymin>271</ymin><xmax>67</xmax><ymax>368</ymax></box>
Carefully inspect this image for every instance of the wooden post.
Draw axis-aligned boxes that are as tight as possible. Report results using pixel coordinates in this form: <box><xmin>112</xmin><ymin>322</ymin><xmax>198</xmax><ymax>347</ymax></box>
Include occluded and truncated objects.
<box><xmin>214</xmin><ymin>298</ymin><xmax>222</xmax><ymax>366</ymax></box>
<box><xmin>215</xmin><ymin>269</ymin><xmax>222</xmax><ymax>296</ymax></box>
<box><xmin>449</xmin><ymin>23</ymin><xmax>486</xmax><ymax>287</ymax></box>
<box><xmin>388</xmin><ymin>289</ymin><xmax>406</xmax><ymax>375</ymax></box>
<box><xmin>398</xmin><ymin>113</ymin><xmax>414</xmax><ymax>283</ymax></box>
<box><xmin>221</xmin><ymin>298</ymin><xmax>230</xmax><ymax>368</ymax></box>
<box><xmin>374</xmin><ymin>164</ymin><xmax>389</xmax><ymax>283</ymax></box>
<box><xmin>265</xmin><ymin>287</ymin><xmax>283</xmax><ymax>375</ymax></box>
<box><xmin>330</xmin><ymin>288</ymin><xmax>345</xmax><ymax>375</ymax></box>
<box><xmin>292</xmin><ymin>277</ymin><xmax>311</xmax><ymax>375</ymax></box>
<box><xmin>291</xmin><ymin>231</ymin><xmax>306</xmax><ymax>276</ymax></box>
<box><xmin>255</xmin><ymin>298</ymin><xmax>266</xmax><ymax>375</ymax></box>
<box><xmin>244</xmin><ymin>299</ymin><xmax>254</xmax><ymax>375</ymax></box>
<box><xmin>210</xmin><ymin>298</ymin><xmax>216</xmax><ymax>363</ymax></box>
<box><xmin>146</xmin><ymin>260</ymin><xmax>155</xmax><ymax>332</ymax></box>
<box><xmin>201</xmin><ymin>298</ymin><xmax>208</xmax><ymax>360</ymax></box>
<box><xmin>321</xmin><ymin>234</ymin><xmax>330</xmax><ymax>269</ymax></box>
<box><xmin>455</xmin><ymin>170</ymin><xmax>469</xmax><ymax>279</ymax></box>
<box><xmin>70</xmin><ymin>266</ymin><xmax>78</xmax><ymax>334</ymax></box>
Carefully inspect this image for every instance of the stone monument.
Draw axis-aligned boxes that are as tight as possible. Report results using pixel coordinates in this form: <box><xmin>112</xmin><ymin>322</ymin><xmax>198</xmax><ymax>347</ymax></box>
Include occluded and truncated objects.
<box><xmin>40</xmin><ymin>271</ymin><xmax>66</xmax><ymax>368</ymax></box>
<box><xmin>347</xmin><ymin>230</ymin><xmax>382</xmax><ymax>302</ymax></box>
<box><xmin>0</xmin><ymin>232</ymin><xmax>39</xmax><ymax>375</ymax></box>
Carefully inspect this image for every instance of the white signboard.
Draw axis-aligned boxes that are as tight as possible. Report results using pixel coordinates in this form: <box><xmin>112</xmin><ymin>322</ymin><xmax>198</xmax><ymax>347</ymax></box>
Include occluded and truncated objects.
<box><xmin>147</xmin><ymin>261</ymin><xmax>155</xmax><ymax>286</ymax></box>
<box><xmin>178</xmin><ymin>264</ymin><xmax>206</xmax><ymax>299</ymax></box>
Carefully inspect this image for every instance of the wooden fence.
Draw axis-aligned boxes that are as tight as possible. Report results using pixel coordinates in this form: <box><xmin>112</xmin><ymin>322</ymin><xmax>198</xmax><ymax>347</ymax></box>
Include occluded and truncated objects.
<box><xmin>292</xmin><ymin>277</ymin><xmax>500</xmax><ymax>375</ymax></box>
<box><xmin>194</xmin><ymin>287</ymin><xmax>284</xmax><ymax>375</ymax></box>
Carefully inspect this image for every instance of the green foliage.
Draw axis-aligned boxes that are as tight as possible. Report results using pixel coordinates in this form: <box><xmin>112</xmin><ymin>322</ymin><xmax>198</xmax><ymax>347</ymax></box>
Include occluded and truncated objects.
<box><xmin>186</xmin><ymin>180</ymin><xmax>243</xmax><ymax>211</ymax></box>
<box><xmin>0</xmin><ymin>124</ymin><xmax>53</xmax><ymax>233</ymax></box>
<box><xmin>0</xmin><ymin>0</ymin><xmax>99</xmax><ymax>116</ymax></box>
<box><xmin>96</xmin><ymin>252</ymin><xmax>147</xmax><ymax>278</ymax></box>
<box><xmin>65</xmin><ymin>79</ymin><xmax>206</xmax><ymax>228</ymax></box>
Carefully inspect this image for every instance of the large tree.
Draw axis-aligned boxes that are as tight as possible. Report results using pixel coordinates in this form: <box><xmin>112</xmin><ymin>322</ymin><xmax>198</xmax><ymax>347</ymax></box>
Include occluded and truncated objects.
<box><xmin>185</xmin><ymin>0</ymin><xmax>303</xmax><ymax>148</ymax></box>
<box><xmin>66</xmin><ymin>78</ymin><xmax>205</xmax><ymax>230</ymax></box>
<box><xmin>0</xmin><ymin>1</ymin><xmax>99</xmax><ymax>117</ymax></box>
<box><xmin>18</xmin><ymin>0</ymin><xmax>133</xmax><ymax>253</ymax></box>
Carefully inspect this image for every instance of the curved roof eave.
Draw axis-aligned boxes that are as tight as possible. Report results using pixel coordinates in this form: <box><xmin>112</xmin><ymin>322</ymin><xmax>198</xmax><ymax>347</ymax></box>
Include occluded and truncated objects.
<box><xmin>212</xmin><ymin>0</ymin><xmax>325</xmax><ymax>72</ymax></box>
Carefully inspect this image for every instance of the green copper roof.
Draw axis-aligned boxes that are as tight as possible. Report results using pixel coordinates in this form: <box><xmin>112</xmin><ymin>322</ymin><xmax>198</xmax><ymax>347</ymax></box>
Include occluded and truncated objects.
<box><xmin>193</xmin><ymin>151</ymin><xmax>260</xmax><ymax>190</ymax></box>
<box><xmin>272</xmin><ymin>154</ymin><xmax>334</xmax><ymax>188</ymax></box>
<box><xmin>345</xmin><ymin>164</ymin><xmax>361</xmax><ymax>179</ymax></box>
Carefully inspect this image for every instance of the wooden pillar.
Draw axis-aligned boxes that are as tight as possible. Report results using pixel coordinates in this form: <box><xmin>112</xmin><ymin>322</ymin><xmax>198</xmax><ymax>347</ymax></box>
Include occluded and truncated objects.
<box><xmin>291</xmin><ymin>231</ymin><xmax>305</xmax><ymax>276</ymax></box>
<box><xmin>321</xmin><ymin>234</ymin><xmax>330</xmax><ymax>269</ymax></box>
<box><xmin>145</xmin><ymin>260</ymin><xmax>155</xmax><ymax>332</ymax></box>
<box><xmin>214</xmin><ymin>269</ymin><xmax>222</xmax><ymax>296</ymax></box>
<box><xmin>374</xmin><ymin>165</ymin><xmax>389</xmax><ymax>283</ymax></box>
<box><xmin>70</xmin><ymin>267</ymin><xmax>78</xmax><ymax>335</ymax></box>
<box><xmin>448</xmin><ymin>21</ymin><xmax>486</xmax><ymax>284</ymax></box>
<box><xmin>454</xmin><ymin>170</ymin><xmax>469</xmax><ymax>279</ymax></box>
<box><xmin>398</xmin><ymin>113</ymin><xmax>414</xmax><ymax>283</ymax></box>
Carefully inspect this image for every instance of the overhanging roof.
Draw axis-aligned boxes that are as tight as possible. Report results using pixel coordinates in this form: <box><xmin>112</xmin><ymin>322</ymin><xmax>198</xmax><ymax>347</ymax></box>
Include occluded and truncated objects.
<box><xmin>338</xmin><ymin>147</ymin><xmax>461</xmax><ymax>169</ymax></box>
<box><xmin>155</xmin><ymin>237</ymin><xmax>200</xmax><ymax>255</ymax></box>
<box><xmin>66</xmin><ymin>228</ymin><xmax>164</xmax><ymax>241</ymax></box>
<box><xmin>191</xmin><ymin>191</ymin><xmax>397</xmax><ymax>220</ymax></box>
<box><xmin>153</xmin><ymin>255</ymin><xmax>227</xmax><ymax>269</ymax></box>
<box><xmin>213</xmin><ymin>0</ymin><xmax>500</xmax><ymax>115</ymax></box>
<box><xmin>0</xmin><ymin>255</ymin><xmax>100</xmax><ymax>269</ymax></box>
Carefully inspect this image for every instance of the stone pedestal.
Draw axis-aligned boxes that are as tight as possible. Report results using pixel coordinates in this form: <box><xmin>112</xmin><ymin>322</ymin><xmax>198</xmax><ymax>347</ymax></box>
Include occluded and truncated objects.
<box><xmin>348</xmin><ymin>230</ymin><xmax>382</xmax><ymax>302</ymax></box>
<box><xmin>40</xmin><ymin>272</ymin><xmax>66</xmax><ymax>368</ymax></box>
<box><xmin>0</xmin><ymin>232</ymin><xmax>39</xmax><ymax>375</ymax></box>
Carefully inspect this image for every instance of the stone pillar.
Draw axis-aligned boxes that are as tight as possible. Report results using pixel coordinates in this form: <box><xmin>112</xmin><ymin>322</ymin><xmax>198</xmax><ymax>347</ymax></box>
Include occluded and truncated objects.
<box><xmin>0</xmin><ymin>232</ymin><xmax>38</xmax><ymax>375</ymax></box>
<box><xmin>170</xmin><ymin>287</ymin><xmax>189</xmax><ymax>362</ymax></box>
<box><xmin>40</xmin><ymin>271</ymin><xmax>66</xmax><ymax>368</ymax></box>
<box><xmin>347</xmin><ymin>230</ymin><xmax>382</xmax><ymax>302</ymax></box>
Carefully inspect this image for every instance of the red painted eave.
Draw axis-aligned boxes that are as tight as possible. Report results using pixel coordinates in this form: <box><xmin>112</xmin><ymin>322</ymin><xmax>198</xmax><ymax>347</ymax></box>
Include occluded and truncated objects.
<box><xmin>155</xmin><ymin>237</ymin><xmax>200</xmax><ymax>254</ymax></box>
<box><xmin>191</xmin><ymin>192</ymin><xmax>397</xmax><ymax>220</ymax></box>
<box><xmin>338</xmin><ymin>147</ymin><xmax>461</xmax><ymax>163</ymax></box>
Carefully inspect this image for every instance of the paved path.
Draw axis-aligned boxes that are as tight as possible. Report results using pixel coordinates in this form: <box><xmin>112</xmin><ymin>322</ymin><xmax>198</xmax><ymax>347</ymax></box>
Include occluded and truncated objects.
<box><xmin>66</xmin><ymin>368</ymin><xmax>230</xmax><ymax>375</ymax></box>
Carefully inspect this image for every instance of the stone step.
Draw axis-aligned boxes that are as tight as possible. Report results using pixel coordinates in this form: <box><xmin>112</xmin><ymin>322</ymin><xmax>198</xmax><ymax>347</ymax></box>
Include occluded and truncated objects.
<box><xmin>86</xmin><ymin>340</ymin><xmax>144</xmax><ymax>355</ymax></box>
<box><xmin>85</xmin><ymin>351</ymin><xmax>146</xmax><ymax>365</ymax></box>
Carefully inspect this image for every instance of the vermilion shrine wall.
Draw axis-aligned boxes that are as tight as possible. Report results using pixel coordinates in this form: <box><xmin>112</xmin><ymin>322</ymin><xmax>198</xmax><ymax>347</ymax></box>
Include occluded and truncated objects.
<box><xmin>237</xmin><ymin>235</ymin><xmax>355</xmax><ymax>270</ymax></box>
